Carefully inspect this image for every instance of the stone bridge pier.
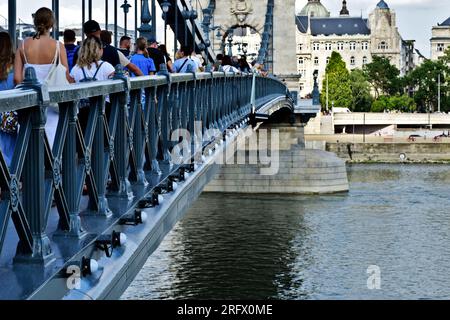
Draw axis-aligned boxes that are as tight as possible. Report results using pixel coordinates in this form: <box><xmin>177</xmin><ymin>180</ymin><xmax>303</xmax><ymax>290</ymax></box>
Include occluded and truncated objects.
<box><xmin>205</xmin><ymin>111</ymin><xmax>349</xmax><ymax>194</ymax></box>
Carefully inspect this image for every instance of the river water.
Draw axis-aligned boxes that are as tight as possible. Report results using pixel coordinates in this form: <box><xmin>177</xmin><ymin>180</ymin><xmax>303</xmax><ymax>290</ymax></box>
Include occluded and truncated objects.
<box><xmin>122</xmin><ymin>164</ymin><xmax>450</xmax><ymax>300</ymax></box>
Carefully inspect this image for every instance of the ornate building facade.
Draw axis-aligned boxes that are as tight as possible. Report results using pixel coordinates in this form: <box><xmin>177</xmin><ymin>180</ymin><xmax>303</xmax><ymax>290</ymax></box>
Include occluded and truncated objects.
<box><xmin>296</xmin><ymin>0</ymin><xmax>416</xmax><ymax>97</ymax></box>
<box><xmin>431</xmin><ymin>17</ymin><xmax>450</xmax><ymax>61</ymax></box>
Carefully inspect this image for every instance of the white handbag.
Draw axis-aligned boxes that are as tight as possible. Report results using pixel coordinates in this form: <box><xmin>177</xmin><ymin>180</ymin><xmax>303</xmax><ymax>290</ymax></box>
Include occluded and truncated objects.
<box><xmin>45</xmin><ymin>41</ymin><xmax>69</xmax><ymax>87</ymax></box>
<box><xmin>45</xmin><ymin>41</ymin><xmax>69</xmax><ymax>115</ymax></box>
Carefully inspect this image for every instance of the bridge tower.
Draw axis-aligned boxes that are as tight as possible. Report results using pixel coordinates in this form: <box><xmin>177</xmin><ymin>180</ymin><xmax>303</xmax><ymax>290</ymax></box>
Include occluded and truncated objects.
<box><xmin>204</xmin><ymin>0</ymin><xmax>298</xmax><ymax>90</ymax></box>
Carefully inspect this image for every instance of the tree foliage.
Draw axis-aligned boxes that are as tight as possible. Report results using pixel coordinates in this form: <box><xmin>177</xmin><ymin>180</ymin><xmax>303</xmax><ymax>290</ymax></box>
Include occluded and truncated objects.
<box><xmin>320</xmin><ymin>51</ymin><xmax>352</xmax><ymax>110</ymax></box>
<box><xmin>363</xmin><ymin>56</ymin><xmax>401</xmax><ymax>98</ymax></box>
<box><xmin>349</xmin><ymin>69</ymin><xmax>373</xmax><ymax>112</ymax></box>
<box><xmin>371</xmin><ymin>95</ymin><xmax>416</xmax><ymax>113</ymax></box>
<box><xmin>405</xmin><ymin>59</ymin><xmax>449</xmax><ymax>112</ymax></box>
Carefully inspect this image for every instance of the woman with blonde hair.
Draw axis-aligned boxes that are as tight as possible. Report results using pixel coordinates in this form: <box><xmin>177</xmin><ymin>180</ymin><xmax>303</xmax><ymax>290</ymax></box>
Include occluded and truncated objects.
<box><xmin>14</xmin><ymin>7</ymin><xmax>72</xmax><ymax>147</ymax></box>
<box><xmin>70</xmin><ymin>35</ymin><xmax>115</xmax><ymax>82</ymax></box>
<box><xmin>70</xmin><ymin>36</ymin><xmax>115</xmax><ymax>137</ymax></box>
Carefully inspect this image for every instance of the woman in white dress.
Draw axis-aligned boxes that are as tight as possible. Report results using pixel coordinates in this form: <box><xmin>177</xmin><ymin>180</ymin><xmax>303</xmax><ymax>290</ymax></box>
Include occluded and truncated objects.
<box><xmin>14</xmin><ymin>7</ymin><xmax>72</xmax><ymax>147</ymax></box>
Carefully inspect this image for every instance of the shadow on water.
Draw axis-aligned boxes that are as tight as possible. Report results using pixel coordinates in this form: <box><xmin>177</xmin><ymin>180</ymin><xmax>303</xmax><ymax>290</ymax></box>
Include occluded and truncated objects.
<box><xmin>123</xmin><ymin>164</ymin><xmax>450</xmax><ymax>300</ymax></box>
<box><xmin>123</xmin><ymin>194</ymin><xmax>313</xmax><ymax>300</ymax></box>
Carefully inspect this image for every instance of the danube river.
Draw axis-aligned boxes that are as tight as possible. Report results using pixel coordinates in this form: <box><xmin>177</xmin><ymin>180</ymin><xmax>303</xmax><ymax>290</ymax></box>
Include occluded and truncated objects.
<box><xmin>122</xmin><ymin>164</ymin><xmax>450</xmax><ymax>300</ymax></box>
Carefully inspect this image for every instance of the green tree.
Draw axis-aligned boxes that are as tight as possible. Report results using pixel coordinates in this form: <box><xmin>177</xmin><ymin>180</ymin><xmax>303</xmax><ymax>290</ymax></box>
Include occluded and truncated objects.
<box><xmin>363</xmin><ymin>55</ymin><xmax>401</xmax><ymax>98</ymax></box>
<box><xmin>349</xmin><ymin>69</ymin><xmax>373</xmax><ymax>112</ymax></box>
<box><xmin>371</xmin><ymin>95</ymin><xmax>416</xmax><ymax>113</ymax></box>
<box><xmin>406</xmin><ymin>59</ymin><xmax>449</xmax><ymax>112</ymax></box>
<box><xmin>371</xmin><ymin>96</ymin><xmax>390</xmax><ymax>112</ymax></box>
<box><xmin>441</xmin><ymin>47</ymin><xmax>450</xmax><ymax>66</ymax></box>
<box><xmin>320</xmin><ymin>51</ymin><xmax>352</xmax><ymax>110</ymax></box>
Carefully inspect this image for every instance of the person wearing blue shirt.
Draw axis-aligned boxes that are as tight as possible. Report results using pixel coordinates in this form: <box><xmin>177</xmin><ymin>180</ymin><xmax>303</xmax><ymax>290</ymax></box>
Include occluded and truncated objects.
<box><xmin>173</xmin><ymin>46</ymin><xmax>198</xmax><ymax>73</ymax></box>
<box><xmin>130</xmin><ymin>37</ymin><xmax>156</xmax><ymax>76</ymax></box>
<box><xmin>64</xmin><ymin>29</ymin><xmax>79</xmax><ymax>72</ymax></box>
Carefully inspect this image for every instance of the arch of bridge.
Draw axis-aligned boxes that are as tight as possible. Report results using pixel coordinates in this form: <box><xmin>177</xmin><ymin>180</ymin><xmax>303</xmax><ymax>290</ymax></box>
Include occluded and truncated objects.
<box><xmin>203</xmin><ymin>0</ymin><xmax>298</xmax><ymax>78</ymax></box>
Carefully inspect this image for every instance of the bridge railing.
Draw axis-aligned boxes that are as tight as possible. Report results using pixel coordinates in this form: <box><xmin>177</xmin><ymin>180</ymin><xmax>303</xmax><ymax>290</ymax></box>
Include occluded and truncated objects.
<box><xmin>0</xmin><ymin>68</ymin><xmax>290</xmax><ymax>266</ymax></box>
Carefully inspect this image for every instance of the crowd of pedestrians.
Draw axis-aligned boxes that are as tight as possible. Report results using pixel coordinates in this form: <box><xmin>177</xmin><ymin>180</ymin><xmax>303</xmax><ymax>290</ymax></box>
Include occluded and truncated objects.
<box><xmin>0</xmin><ymin>6</ymin><xmax>269</xmax><ymax>166</ymax></box>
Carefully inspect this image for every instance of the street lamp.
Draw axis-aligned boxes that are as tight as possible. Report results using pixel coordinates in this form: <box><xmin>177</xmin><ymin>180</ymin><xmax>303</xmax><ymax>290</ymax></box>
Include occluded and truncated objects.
<box><xmin>161</xmin><ymin>0</ymin><xmax>171</xmax><ymax>45</ymax></box>
<box><xmin>438</xmin><ymin>72</ymin><xmax>441</xmax><ymax>113</ymax></box>
<box><xmin>182</xmin><ymin>8</ymin><xmax>198</xmax><ymax>47</ymax></box>
<box><xmin>121</xmin><ymin>0</ymin><xmax>132</xmax><ymax>37</ymax></box>
<box><xmin>227</xmin><ymin>32</ymin><xmax>233</xmax><ymax>56</ymax></box>
<box><xmin>139</xmin><ymin>0</ymin><xmax>153</xmax><ymax>40</ymax></box>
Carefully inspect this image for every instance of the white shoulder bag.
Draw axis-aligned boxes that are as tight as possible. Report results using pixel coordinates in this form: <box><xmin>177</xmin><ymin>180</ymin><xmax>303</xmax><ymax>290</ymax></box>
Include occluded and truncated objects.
<box><xmin>45</xmin><ymin>41</ymin><xmax>69</xmax><ymax>87</ymax></box>
<box><xmin>45</xmin><ymin>41</ymin><xmax>69</xmax><ymax>114</ymax></box>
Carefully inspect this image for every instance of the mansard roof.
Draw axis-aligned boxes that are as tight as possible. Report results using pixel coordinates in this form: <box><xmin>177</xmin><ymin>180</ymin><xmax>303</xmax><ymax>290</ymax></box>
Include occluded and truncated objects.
<box><xmin>439</xmin><ymin>17</ymin><xmax>450</xmax><ymax>26</ymax></box>
<box><xmin>296</xmin><ymin>16</ymin><xmax>370</xmax><ymax>36</ymax></box>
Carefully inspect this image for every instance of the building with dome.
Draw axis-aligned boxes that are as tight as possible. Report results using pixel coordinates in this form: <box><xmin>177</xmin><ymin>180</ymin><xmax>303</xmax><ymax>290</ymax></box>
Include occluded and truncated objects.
<box><xmin>299</xmin><ymin>0</ymin><xmax>330</xmax><ymax>18</ymax></box>
<box><xmin>296</xmin><ymin>0</ymin><xmax>417</xmax><ymax>97</ymax></box>
<box><xmin>431</xmin><ymin>17</ymin><xmax>450</xmax><ymax>61</ymax></box>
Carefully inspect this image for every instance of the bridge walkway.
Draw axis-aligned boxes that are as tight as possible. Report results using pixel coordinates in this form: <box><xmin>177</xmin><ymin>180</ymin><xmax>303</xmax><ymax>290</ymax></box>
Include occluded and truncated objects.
<box><xmin>0</xmin><ymin>68</ymin><xmax>292</xmax><ymax>300</ymax></box>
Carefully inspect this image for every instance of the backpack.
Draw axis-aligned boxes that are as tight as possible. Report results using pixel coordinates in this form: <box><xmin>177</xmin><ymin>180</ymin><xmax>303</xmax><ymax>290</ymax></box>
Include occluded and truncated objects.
<box><xmin>79</xmin><ymin>62</ymin><xmax>105</xmax><ymax>109</ymax></box>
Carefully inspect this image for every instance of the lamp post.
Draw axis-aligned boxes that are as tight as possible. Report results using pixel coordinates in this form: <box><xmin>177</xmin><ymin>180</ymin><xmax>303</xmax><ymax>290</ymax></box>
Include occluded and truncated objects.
<box><xmin>121</xmin><ymin>0</ymin><xmax>132</xmax><ymax>38</ymax></box>
<box><xmin>182</xmin><ymin>8</ymin><xmax>198</xmax><ymax>48</ymax></box>
<box><xmin>161</xmin><ymin>0</ymin><xmax>171</xmax><ymax>45</ymax></box>
<box><xmin>139</xmin><ymin>0</ymin><xmax>153</xmax><ymax>39</ymax></box>
<box><xmin>438</xmin><ymin>72</ymin><xmax>441</xmax><ymax>113</ymax></box>
<box><xmin>105</xmin><ymin>0</ymin><xmax>108</xmax><ymax>31</ymax></box>
<box><xmin>8</xmin><ymin>0</ymin><xmax>16</xmax><ymax>49</ymax></box>
<box><xmin>82</xmin><ymin>0</ymin><xmax>85</xmax><ymax>41</ymax></box>
<box><xmin>191</xmin><ymin>9</ymin><xmax>198</xmax><ymax>51</ymax></box>
<box><xmin>114</xmin><ymin>0</ymin><xmax>118</xmax><ymax>47</ymax></box>
<box><xmin>227</xmin><ymin>32</ymin><xmax>233</xmax><ymax>56</ymax></box>
<box><xmin>52</xmin><ymin>0</ymin><xmax>59</xmax><ymax>40</ymax></box>
<box><xmin>151</xmin><ymin>0</ymin><xmax>156</xmax><ymax>39</ymax></box>
<box><xmin>88</xmin><ymin>0</ymin><xmax>92</xmax><ymax>20</ymax></box>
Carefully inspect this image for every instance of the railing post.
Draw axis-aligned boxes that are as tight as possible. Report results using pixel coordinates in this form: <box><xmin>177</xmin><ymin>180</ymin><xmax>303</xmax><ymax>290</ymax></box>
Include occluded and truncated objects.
<box><xmin>131</xmin><ymin>88</ymin><xmax>148</xmax><ymax>186</ymax></box>
<box><xmin>89</xmin><ymin>95</ymin><xmax>112</xmax><ymax>217</ymax></box>
<box><xmin>158</xmin><ymin>65</ymin><xmax>173</xmax><ymax>166</ymax></box>
<box><xmin>14</xmin><ymin>68</ymin><xmax>54</xmax><ymax>266</ymax></box>
<box><xmin>114</xmin><ymin>72</ymin><xmax>134</xmax><ymax>196</ymax></box>
<box><xmin>148</xmin><ymin>86</ymin><xmax>161</xmax><ymax>174</ymax></box>
<box><xmin>60</xmin><ymin>102</ymin><xmax>85</xmax><ymax>238</ymax></box>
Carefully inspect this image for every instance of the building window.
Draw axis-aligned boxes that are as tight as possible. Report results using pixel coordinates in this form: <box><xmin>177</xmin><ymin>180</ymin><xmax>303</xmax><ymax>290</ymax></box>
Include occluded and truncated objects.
<box><xmin>378</xmin><ymin>41</ymin><xmax>388</xmax><ymax>50</ymax></box>
<box><xmin>326</xmin><ymin>57</ymin><xmax>330</xmax><ymax>64</ymax></box>
<box><xmin>362</xmin><ymin>42</ymin><xmax>369</xmax><ymax>50</ymax></box>
<box><xmin>313</xmin><ymin>42</ymin><xmax>320</xmax><ymax>51</ymax></box>
<box><xmin>298</xmin><ymin>58</ymin><xmax>304</xmax><ymax>65</ymax></box>
<box><xmin>437</xmin><ymin>43</ymin><xmax>445</xmax><ymax>52</ymax></box>
<box><xmin>298</xmin><ymin>44</ymin><xmax>303</xmax><ymax>51</ymax></box>
<box><xmin>314</xmin><ymin>57</ymin><xmax>319</xmax><ymax>65</ymax></box>
<box><xmin>350</xmin><ymin>56</ymin><xmax>355</xmax><ymax>65</ymax></box>
<box><xmin>337</xmin><ymin>42</ymin><xmax>344</xmax><ymax>50</ymax></box>
<box><xmin>350</xmin><ymin>42</ymin><xmax>356</xmax><ymax>50</ymax></box>
<box><xmin>299</xmin><ymin>70</ymin><xmax>306</xmax><ymax>79</ymax></box>
<box><xmin>325</xmin><ymin>42</ymin><xmax>332</xmax><ymax>50</ymax></box>
<box><xmin>363</xmin><ymin>56</ymin><xmax>368</xmax><ymax>65</ymax></box>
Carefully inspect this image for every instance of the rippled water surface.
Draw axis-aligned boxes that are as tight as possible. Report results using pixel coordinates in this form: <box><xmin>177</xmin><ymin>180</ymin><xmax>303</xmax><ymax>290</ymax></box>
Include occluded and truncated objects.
<box><xmin>122</xmin><ymin>164</ymin><xmax>450</xmax><ymax>300</ymax></box>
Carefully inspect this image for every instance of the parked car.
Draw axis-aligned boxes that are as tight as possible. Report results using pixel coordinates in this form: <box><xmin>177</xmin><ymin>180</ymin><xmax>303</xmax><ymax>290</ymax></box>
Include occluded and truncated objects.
<box><xmin>408</xmin><ymin>134</ymin><xmax>421</xmax><ymax>142</ymax></box>
<box><xmin>433</xmin><ymin>133</ymin><xmax>448</xmax><ymax>142</ymax></box>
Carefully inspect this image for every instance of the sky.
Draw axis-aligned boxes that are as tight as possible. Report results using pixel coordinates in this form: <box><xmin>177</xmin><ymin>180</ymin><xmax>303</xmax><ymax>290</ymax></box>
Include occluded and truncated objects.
<box><xmin>0</xmin><ymin>0</ymin><xmax>449</xmax><ymax>57</ymax></box>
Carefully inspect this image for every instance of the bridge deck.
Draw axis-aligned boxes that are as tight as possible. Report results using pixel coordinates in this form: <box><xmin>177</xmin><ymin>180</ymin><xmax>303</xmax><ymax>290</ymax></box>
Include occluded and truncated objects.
<box><xmin>0</xmin><ymin>69</ymin><xmax>292</xmax><ymax>300</ymax></box>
